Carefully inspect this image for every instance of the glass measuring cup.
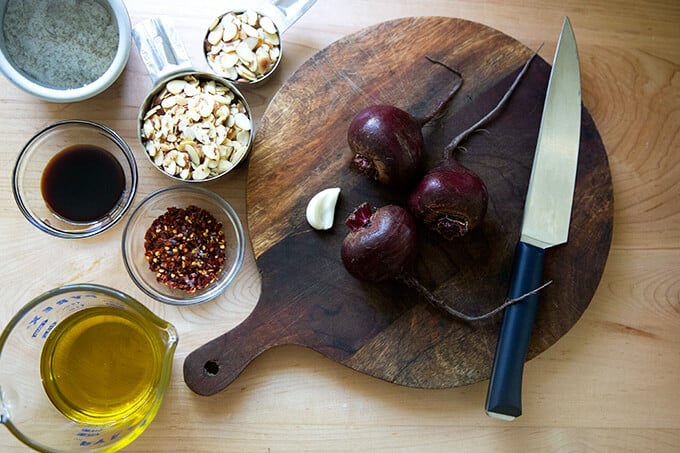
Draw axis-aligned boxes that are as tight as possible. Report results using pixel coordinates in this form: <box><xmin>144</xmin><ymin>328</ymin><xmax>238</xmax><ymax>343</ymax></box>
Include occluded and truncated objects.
<box><xmin>0</xmin><ymin>284</ymin><xmax>178</xmax><ymax>453</ymax></box>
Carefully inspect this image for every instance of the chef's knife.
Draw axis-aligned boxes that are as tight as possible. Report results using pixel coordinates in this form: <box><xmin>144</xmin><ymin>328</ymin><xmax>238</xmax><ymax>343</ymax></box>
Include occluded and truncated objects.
<box><xmin>485</xmin><ymin>17</ymin><xmax>581</xmax><ymax>420</ymax></box>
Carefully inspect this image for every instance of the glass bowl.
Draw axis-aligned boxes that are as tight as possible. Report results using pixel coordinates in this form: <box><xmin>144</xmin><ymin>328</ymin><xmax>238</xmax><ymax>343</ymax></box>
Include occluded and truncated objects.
<box><xmin>12</xmin><ymin>120</ymin><xmax>138</xmax><ymax>239</ymax></box>
<box><xmin>122</xmin><ymin>185</ymin><xmax>245</xmax><ymax>305</ymax></box>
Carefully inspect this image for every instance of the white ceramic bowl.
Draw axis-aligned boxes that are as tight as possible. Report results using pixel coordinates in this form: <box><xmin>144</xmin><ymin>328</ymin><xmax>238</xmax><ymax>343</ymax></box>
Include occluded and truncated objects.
<box><xmin>0</xmin><ymin>0</ymin><xmax>131</xmax><ymax>102</ymax></box>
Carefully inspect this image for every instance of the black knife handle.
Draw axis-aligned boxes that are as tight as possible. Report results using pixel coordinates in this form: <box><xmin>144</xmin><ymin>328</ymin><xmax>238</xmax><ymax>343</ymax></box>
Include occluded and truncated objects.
<box><xmin>485</xmin><ymin>241</ymin><xmax>545</xmax><ymax>419</ymax></box>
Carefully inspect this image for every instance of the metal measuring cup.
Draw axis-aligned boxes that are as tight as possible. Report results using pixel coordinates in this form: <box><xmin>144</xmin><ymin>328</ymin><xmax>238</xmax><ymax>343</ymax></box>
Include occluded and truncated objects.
<box><xmin>133</xmin><ymin>17</ymin><xmax>254</xmax><ymax>183</ymax></box>
<box><xmin>202</xmin><ymin>0</ymin><xmax>317</xmax><ymax>88</ymax></box>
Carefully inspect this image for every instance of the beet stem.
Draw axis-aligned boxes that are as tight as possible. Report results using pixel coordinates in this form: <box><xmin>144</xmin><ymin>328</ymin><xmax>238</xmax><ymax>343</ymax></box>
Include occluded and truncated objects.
<box><xmin>415</xmin><ymin>56</ymin><xmax>464</xmax><ymax>128</ymax></box>
<box><xmin>443</xmin><ymin>44</ymin><xmax>544</xmax><ymax>158</ymax></box>
<box><xmin>399</xmin><ymin>275</ymin><xmax>552</xmax><ymax>321</ymax></box>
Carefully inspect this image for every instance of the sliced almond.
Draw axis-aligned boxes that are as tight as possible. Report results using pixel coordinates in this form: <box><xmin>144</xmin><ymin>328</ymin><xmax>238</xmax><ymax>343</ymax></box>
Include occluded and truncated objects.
<box><xmin>154</xmin><ymin>151</ymin><xmax>164</xmax><ymax>167</ymax></box>
<box><xmin>263</xmin><ymin>31</ymin><xmax>279</xmax><ymax>46</ymax></box>
<box><xmin>222</xmin><ymin>21</ymin><xmax>238</xmax><ymax>41</ymax></box>
<box><xmin>176</xmin><ymin>152</ymin><xmax>187</xmax><ymax>168</ymax></box>
<box><xmin>259</xmin><ymin>16</ymin><xmax>277</xmax><ymax>35</ymax></box>
<box><xmin>192</xmin><ymin>164</ymin><xmax>210</xmax><ymax>180</ymax></box>
<box><xmin>161</xmin><ymin>95</ymin><xmax>177</xmax><ymax>109</ymax></box>
<box><xmin>233</xmin><ymin>112</ymin><xmax>252</xmax><ymax>131</ymax></box>
<box><xmin>145</xmin><ymin>141</ymin><xmax>157</xmax><ymax>157</ymax></box>
<box><xmin>243</xmin><ymin>36</ymin><xmax>261</xmax><ymax>51</ymax></box>
<box><xmin>256</xmin><ymin>47</ymin><xmax>273</xmax><ymax>74</ymax></box>
<box><xmin>183</xmin><ymin>83</ymin><xmax>199</xmax><ymax>97</ymax></box>
<box><xmin>242</xmin><ymin>23</ymin><xmax>259</xmax><ymax>38</ymax></box>
<box><xmin>231</xmin><ymin>141</ymin><xmax>247</xmax><ymax>164</ymax></box>
<box><xmin>207</xmin><ymin>26</ymin><xmax>223</xmax><ymax>46</ymax></box>
<box><xmin>185</xmin><ymin>144</ymin><xmax>200</xmax><ymax>165</ymax></box>
<box><xmin>236</xmin><ymin>64</ymin><xmax>257</xmax><ymax>81</ymax></box>
<box><xmin>244</xmin><ymin>9</ymin><xmax>258</xmax><ymax>27</ymax></box>
<box><xmin>164</xmin><ymin>159</ymin><xmax>177</xmax><ymax>176</ymax></box>
<box><xmin>203</xmin><ymin>144</ymin><xmax>218</xmax><ymax>160</ymax></box>
<box><xmin>144</xmin><ymin>105</ymin><xmax>161</xmax><ymax>120</ymax></box>
<box><xmin>222</xmin><ymin>66</ymin><xmax>239</xmax><ymax>81</ymax></box>
<box><xmin>220</xmin><ymin>52</ymin><xmax>240</xmax><ymax>68</ymax></box>
<box><xmin>236</xmin><ymin>41</ymin><xmax>255</xmax><ymax>63</ymax></box>
<box><xmin>217</xmin><ymin>159</ymin><xmax>234</xmax><ymax>173</ymax></box>
<box><xmin>236</xmin><ymin>129</ymin><xmax>250</xmax><ymax>146</ymax></box>
<box><xmin>141</xmin><ymin>75</ymin><xmax>251</xmax><ymax>180</ymax></box>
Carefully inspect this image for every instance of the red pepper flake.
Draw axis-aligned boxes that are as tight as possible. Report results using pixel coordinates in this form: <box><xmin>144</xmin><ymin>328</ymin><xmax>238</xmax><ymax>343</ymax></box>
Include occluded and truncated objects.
<box><xmin>144</xmin><ymin>205</ymin><xmax>227</xmax><ymax>292</ymax></box>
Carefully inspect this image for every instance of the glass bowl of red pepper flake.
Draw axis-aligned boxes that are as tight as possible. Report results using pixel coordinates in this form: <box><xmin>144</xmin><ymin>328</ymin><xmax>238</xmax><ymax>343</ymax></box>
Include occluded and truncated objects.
<box><xmin>121</xmin><ymin>185</ymin><xmax>245</xmax><ymax>305</ymax></box>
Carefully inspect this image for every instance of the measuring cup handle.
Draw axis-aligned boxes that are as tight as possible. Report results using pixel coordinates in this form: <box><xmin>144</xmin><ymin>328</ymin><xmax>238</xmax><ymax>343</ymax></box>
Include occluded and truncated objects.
<box><xmin>269</xmin><ymin>0</ymin><xmax>316</xmax><ymax>33</ymax></box>
<box><xmin>132</xmin><ymin>16</ymin><xmax>194</xmax><ymax>85</ymax></box>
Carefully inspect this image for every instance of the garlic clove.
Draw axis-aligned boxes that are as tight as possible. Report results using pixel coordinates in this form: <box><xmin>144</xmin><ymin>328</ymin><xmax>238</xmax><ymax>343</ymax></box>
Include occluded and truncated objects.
<box><xmin>306</xmin><ymin>187</ymin><xmax>341</xmax><ymax>230</ymax></box>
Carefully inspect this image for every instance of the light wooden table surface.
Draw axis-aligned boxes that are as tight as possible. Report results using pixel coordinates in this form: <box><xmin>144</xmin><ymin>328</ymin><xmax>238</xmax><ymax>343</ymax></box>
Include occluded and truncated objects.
<box><xmin>1</xmin><ymin>1</ymin><xmax>678</xmax><ymax>451</ymax></box>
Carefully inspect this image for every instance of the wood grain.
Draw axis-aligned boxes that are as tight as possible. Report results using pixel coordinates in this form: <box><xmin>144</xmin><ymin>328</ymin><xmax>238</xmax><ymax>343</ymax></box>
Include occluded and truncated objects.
<box><xmin>183</xmin><ymin>17</ymin><xmax>614</xmax><ymax>396</ymax></box>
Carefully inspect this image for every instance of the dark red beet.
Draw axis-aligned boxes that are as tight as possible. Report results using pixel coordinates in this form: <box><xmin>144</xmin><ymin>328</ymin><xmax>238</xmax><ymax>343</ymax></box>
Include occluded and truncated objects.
<box><xmin>339</xmin><ymin>51</ymin><xmax>545</xmax><ymax>320</ymax></box>
<box><xmin>405</xmin><ymin>50</ymin><xmax>539</xmax><ymax>239</ymax></box>
<box><xmin>347</xmin><ymin>58</ymin><xmax>463</xmax><ymax>187</ymax></box>
<box><xmin>347</xmin><ymin>105</ymin><xmax>425</xmax><ymax>186</ymax></box>
<box><xmin>341</xmin><ymin>202</ymin><xmax>418</xmax><ymax>282</ymax></box>
<box><xmin>341</xmin><ymin>203</ymin><xmax>544</xmax><ymax>321</ymax></box>
<box><xmin>408</xmin><ymin>160</ymin><xmax>488</xmax><ymax>239</ymax></box>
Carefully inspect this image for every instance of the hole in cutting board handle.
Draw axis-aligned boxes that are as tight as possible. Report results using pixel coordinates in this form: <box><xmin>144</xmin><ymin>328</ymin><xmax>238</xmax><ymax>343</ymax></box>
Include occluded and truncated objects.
<box><xmin>204</xmin><ymin>360</ymin><xmax>220</xmax><ymax>376</ymax></box>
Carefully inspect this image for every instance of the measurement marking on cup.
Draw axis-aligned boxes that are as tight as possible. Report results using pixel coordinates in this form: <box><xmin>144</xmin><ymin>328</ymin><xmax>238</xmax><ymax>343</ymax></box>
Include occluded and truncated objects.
<box><xmin>30</xmin><ymin>317</ymin><xmax>52</xmax><ymax>338</ymax></box>
<box><xmin>42</xmin><ymin>321</ymin><xmax>57</xmax><ymax>339</ymax></box>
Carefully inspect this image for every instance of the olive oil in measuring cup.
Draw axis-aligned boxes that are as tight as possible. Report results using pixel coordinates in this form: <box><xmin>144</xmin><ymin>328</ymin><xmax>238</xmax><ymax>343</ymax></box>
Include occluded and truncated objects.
<box><xmin>1</xmin><ymin>285</ymin><xmax>176</xmax><ymax>451</ymax></box>
<box><xmin>39</xmin><ymin>306</ymin><xmax>164</xmax><ymax>424</ymax></box>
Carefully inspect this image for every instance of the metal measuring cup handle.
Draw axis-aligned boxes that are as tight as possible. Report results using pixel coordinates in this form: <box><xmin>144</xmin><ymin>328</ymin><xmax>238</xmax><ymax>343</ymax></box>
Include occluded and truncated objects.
<box><xmin>266</xmin><ymin>0</ymin><xmax>317</xmax><ymax>33</ymax></box>
<box><xmin>132</xmin><ymin>16</ymin><xmax>194</xmax><ymax>85</ymax></box>
<box><xmin>219</xmin><ymin>0</ymin><xmax>316</xmax><ymax>34</ymax></box>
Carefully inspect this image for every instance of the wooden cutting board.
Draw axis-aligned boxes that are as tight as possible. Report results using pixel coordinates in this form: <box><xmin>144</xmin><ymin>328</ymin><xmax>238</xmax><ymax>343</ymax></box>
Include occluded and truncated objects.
<box><xmin>183</xmin><ymin>17</ymin><xmax>614</xmax><ymax>395</ymax></box>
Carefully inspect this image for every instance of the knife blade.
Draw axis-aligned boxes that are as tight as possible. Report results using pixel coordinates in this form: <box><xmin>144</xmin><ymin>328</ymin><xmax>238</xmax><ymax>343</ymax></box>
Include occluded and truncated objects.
<box><xmin>485</xmin><ymin>16</ymin><xmax>581</xmax><ymax>420</ymax></box>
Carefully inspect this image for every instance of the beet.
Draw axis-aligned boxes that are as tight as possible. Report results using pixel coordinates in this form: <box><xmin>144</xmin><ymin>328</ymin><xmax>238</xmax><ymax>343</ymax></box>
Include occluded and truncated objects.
<box><xmin>347</xmin><ymin>57</ymin><xmax>463</xmax><ymax>186</ymax></box>
<box><xmin>341</xmin><ymin>202</ymin><xmax>418</xmax><ymax>282</ymax></box>
<box><xmin>408</xmin><ymin>160</ymin><xmax>488</xmax><ymax>239</ymax></box>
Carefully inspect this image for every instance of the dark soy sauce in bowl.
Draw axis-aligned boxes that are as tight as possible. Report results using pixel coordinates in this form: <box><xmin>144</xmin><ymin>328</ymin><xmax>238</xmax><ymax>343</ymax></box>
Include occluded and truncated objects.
<box><xmin>41</xmin><ymin>145</ymin><xmax>126</xmax><ymax>223</ymax></box>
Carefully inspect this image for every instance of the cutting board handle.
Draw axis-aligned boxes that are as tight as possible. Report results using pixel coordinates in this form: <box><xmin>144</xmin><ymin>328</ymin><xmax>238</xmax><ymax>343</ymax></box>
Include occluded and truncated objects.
<box><xmin>183</xmin><ymin>301</ymin><xmax>280</xmax><ymax>396</ymax></box>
